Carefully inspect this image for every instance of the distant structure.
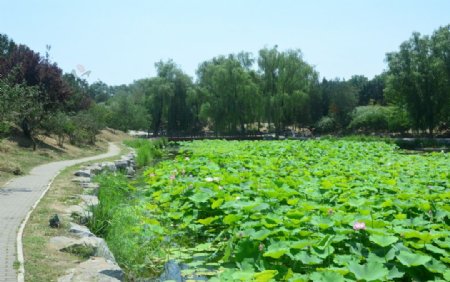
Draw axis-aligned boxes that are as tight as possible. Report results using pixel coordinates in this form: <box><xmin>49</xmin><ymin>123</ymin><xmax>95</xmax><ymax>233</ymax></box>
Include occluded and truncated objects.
<box><xmin>71</xmin><ymin>64</ymin><xmax>91</xmax><ymax>78</ymax></box>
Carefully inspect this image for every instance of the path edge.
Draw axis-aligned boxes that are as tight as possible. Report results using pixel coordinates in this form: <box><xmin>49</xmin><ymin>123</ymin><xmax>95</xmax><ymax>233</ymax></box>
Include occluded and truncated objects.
<box><xmin>15</xmin><ymin>142</ymin><xmax>121</xmax><ymax>282</ymax></box>
<box><xmin>16</xmin><ymin>169</ymin><xmax>61</xmax><ymax>282</ymax></box>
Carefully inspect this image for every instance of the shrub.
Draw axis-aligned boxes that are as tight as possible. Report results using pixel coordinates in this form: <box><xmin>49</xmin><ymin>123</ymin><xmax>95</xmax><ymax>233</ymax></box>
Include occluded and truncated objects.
<box><xmin>315</xmin><ymin>116</ymin><xmax>336</xmax><ymax>134</ymax></box>
<box><xmin>348</xmin><ymin>106</ymin><xmax>390</xmax><ymax>132</ymax></box>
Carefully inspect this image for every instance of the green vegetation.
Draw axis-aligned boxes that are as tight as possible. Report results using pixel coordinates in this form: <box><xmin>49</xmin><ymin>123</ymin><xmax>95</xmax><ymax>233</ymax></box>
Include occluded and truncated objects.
<box><xmin>123</xmin><ymin>138</ymin><xmax>167</xmax><ymax>167</ymax></box>
<box><xmin>2</xmin><ymin>25</ymin><xmax>449</xmax><ymax>142</ymax></box>
<box><xmin>93</xmin><ymin>140</ymin><xmax>449</xmax><ymax>281</ymax></box>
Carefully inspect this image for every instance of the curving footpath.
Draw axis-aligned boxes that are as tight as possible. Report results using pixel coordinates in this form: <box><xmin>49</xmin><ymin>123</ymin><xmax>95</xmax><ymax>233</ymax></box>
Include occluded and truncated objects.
<box><xmin>0</xmin><ymin>143</ymin><xmax>120</xmax><ymax>282</ymax></box>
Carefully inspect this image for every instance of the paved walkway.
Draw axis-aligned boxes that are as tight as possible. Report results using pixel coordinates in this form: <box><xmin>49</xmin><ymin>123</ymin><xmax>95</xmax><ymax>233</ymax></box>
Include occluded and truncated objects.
<box><xmin>0</xmin><ymin>143</ymin><xmax>120</xmax><ymax>282</ymax></box>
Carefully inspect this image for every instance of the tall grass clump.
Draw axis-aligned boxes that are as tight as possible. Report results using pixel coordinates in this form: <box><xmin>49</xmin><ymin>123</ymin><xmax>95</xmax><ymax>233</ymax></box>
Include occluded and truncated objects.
<box><xmin>88</xmin><ymin>173</ymin><xmax>131</xmax><ymax>237</ymax></box>
<box><xmin>124</xmin><ymin>137</ymin><xmax>167</xmax><ymax>168</ymax></box>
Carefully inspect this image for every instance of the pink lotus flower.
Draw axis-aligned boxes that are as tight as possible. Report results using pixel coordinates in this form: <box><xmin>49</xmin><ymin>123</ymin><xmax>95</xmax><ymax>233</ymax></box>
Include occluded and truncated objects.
<box><xmin>353</xmin><ymin>221</ymin><xmax>366</xmax><ymax>231</ymax></box>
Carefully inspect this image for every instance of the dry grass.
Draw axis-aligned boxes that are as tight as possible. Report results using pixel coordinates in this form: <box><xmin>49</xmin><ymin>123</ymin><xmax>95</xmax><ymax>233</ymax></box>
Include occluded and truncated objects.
<box><xmin>22</xmin><ymin>143</ymin><xmax>130</xmax><ymax>282</ymax></box>
<box><xmin>0</xmin><ymin>128</ymin><xmax>130</xmax><ymax>186</ymax></box>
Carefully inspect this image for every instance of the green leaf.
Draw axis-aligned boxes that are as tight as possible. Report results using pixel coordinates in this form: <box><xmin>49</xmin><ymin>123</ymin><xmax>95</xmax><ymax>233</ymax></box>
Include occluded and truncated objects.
<box><xmin>309</xmin><ymin>271</ymin><xmax>345</xmax><ymax>282</ymax></box>
<box><xmin>348</xmin><ymin>261</ymin><xmax>389</xmax><ymax>281</ymax></box>
<box><xmin>369</xmin><ymin>234</ymin><xmax>398</xmax><ymax>247</ymax></box>
<box><xmin>396</xmin><ymin>250</ymin><xmax>432</xmax><ymax>266</ymax></box>
<box><xmin>424</xmin><ymin>258</ymin><xmax>447</xmax><ymax>274</ymax></box>
<box><xmin>263</xmin><ymin>242</ymin><xmax>290</xmax><ymax>259</ymax></box>
<box><xmin>317</xmin><ymin>235</ymin><xmax>334</xmax><ymax>250</ymax></box>
<box><xmin>293</xmin><ymin>251</ymin><xmax>323</xmax><ymax>265</ymax></box>
<box><xmin>232</xmin><ymin>271</ymin><xmax>254</xmax><ymax>281</ymax></box>
<box><xmin>223</xmin><ymin>214</ymin><xmax>241</xmax><ymax>225</ymax></box>
<box><xmin>444</xmin><ymin>270</ymin><xmax>450</xmax><ymax>281</ymax></box>
<box><xmin>189</xmin><ymin>189</ymin><xmax>213</xmax><ymax>203</ymax></box>
<box><xmin>425</xmin><ymin>244</ymin><xmax>448</xmax><ymax>256</ymax></box>
<box><xmin>291</xmin><ymin>240</ymin><xmax>316</xmax><ymax>249</ymax></box>
<box><xmin>197</xmin><ymin>216</ymin><xmax>218</xmax><ymax>225</ymax></box>
<box><xmin>211</xmin><ymin>198</ymin><xmax>224</xmax><ymax>209</ymax></box>
<box><xmin>387</xmin><ymin>265</ymin><xmax>404</xmax><ymax>279</ymax></box>
<box><xmin>251</xmin><ymin>229</ymin><xmax>271</xmax><ymax>241</ymax></box>
<box><xmin>253</xmin><ymin>270</ymin><xmax>278</xmax><ymax>282</ymax></box>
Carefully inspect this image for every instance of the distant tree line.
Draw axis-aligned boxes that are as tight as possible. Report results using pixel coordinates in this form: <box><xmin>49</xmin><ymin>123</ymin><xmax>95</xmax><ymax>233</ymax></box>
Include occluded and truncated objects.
<box><xmin>101</xmin><ymin>25</ymin><xmax>449</xmax><ymax>137</ymax></box>
<box><xmin>1</xmin><ymin>25</ymin><xmax>449</xmax><ymax>147</ymax></box>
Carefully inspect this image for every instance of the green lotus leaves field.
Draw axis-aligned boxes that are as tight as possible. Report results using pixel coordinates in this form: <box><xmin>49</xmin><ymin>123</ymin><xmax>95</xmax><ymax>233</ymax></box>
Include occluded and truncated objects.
<box><xmin>98</xmin><ymin>140</ymin><xmax>449</xmax><ymax>281</ymax></box>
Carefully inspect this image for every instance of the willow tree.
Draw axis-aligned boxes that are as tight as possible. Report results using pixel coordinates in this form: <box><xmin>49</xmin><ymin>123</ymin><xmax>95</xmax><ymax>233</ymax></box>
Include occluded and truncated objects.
<box><xmin>258</xmin><ymin>47</ymin><xmax>318</xmax><ymax>134</ymax></box>
<box><xmin>386</xmin><ymin>25</ymin><xmax>450</xmax><ymax>135</ymax></box>
<box><xmin>196</xmin><ymin>54</ymin><xmax>260</xmax><ymax>134</ymax></box>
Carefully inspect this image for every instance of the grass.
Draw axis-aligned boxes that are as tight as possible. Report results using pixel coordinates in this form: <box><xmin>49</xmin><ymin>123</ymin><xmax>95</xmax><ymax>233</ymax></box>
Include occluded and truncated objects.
<box><xmin>22</xmin><ymin>134</ymin><xmax>131</xmax><ymax>281</ymax></box>
<box><xmin>123</xmin><ymin>137</ymin><xmax>167</xmax><ymax>167</ymax></box>
<box><xmin>0</xmin><ymin>128</ymin><xmax>130</xmax><ymax>187</ymax></box>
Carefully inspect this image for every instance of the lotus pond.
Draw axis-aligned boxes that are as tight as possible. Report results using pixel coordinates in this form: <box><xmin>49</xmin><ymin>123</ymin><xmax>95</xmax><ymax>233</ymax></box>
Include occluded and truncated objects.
<box><xmin>94</xmin><ymin>140</ymin><xmax>449</xmax><ymax>281</ymax></box>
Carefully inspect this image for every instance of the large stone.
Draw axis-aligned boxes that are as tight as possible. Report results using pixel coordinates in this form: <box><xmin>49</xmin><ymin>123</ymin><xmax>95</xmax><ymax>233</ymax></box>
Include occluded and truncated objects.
<box><xmin>49</xmin><ymin>236</ymin><xmax>80</xmax><ymax>251</ymax></box>
<box><xmin>80</xmin><ymin>195</ymin><xmax>99</xmax><ymax>207</ymax></box>
<box><xmin>80</xmin><ymin>182</ymin><xmax>99</xmax><ymax>189</ymax></box>
<box><xmin>95</xmin><ymin>237</ymin><xmax>117</xmax><ymax>262</ymax></box>
<box><xmin>50</xmin><ymin>233</ymin><xmax>117</xmax><ymax>262</ymax></box>
<box><xmin>69</xmin><ymin>222</ymin><xmax>95</xmax><ymax>238</ymax></box>
<box><xmin>72</xmin><ymin>177</ymin><xmax>91</xmax><ymax>184</ymax></box>
<box><xmin>74</xmin><ymin>170</ymin><xmax>91</xmax><ymax>178</ymax></box>
<box><xmin>102</xmin><ymin>162</ymin><xmax>117</xmax><ymax>172</ymax></box>
<box><xmin>114</xmin><ymin>160</ymin><xmax>128</xmax><ymax>170</ymax></box>
<box><xmin>126</xmin><ymin>167</ymin><xmax>135</xmax><ymax>177</ymax></box>
<box><xmin>65</xmin><ymin>205</ymin><xmax>92</xmax><ymax>224</ymax></box>
<box><xmin>86</xmin><ymin>164</ymin><xmax>103</xmax><ymax>174</ymax></box>
<box><xmin>58</xmin><ymin>257</ymin><xmax>123</xmax><ymax>282</ymax></box>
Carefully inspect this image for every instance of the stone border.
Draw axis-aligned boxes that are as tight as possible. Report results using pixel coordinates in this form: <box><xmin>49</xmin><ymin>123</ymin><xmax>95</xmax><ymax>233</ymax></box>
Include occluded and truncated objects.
<box><xmin>55</xmin><ymin>152</ymin><xmax>136</xmax><ymax>281</ymax></box>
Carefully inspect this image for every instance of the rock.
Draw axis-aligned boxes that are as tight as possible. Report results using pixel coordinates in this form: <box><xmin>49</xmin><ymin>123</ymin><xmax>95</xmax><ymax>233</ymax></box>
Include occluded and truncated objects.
<box><xmin>69</xmin><ymin>222</ymin><xmax>95</xmax><ymax>238</ymax></box>
<box><xmin>58</xmin><ymin>257</ymin><xmax>123</xmax><ymax>282</ymax></box>
<box><xmin>74</xmin><ymin>170</ymin><xmax>91</xmax><ymax>178</ymax></box>
<box><xmin>159</xmin><ymin>260</ymin><xmax>208</xmax><ymax>282</ymax></box>
<box><xmin>49</xmin><ymin>236</ymin><xmax>79</xmax><ymax>251</ymax></box>
<box><xmin>102</xmin><ymin>162</ymin><xmax>117</xmax><ymax>172</ymax></box>
<box><xmin>49</xmin><ymin>214</ymin><xmax>61</xmax><ymax>228</ymax></box>
<box><xmin>80</xmin><ymin>195</ymin><xmax>99</xmax><ymax>207</ymax></box>
<box><xmin>80</xmin><ymin>182</ymin><xmax>99</xmax><ymax>189</ymax></box>
<box><xmin>95</xmin><ymin>238</ymin><xmax>117</xmax><ymax>262</ymax></box>
<box><xmin>114</xmin><ymin>160</ymin><xmax>128</xmax><ymax>170</ymax></box>
<box><xmin>72</xmin><ymin>177</ymin><xmax>91</xmax><ymax>184</ymax></box>
<box><xmin>65</xmin><ymin>205</ymin><xmax>87</xmax><ymax>215</ymax></box>
<box><xmin>86</xmin><ymin>164</ymin><xmax>103</xmax><ymax>174</ymax></box>
<box><xmin>65</xmin><ymin>205</ymin><xmax>92</xmax><ymax>224</ymax></box>
<box><xmin>126</xmin><ymin>167</ymin><xmax>135</xmax><ymax>177</ymax></box>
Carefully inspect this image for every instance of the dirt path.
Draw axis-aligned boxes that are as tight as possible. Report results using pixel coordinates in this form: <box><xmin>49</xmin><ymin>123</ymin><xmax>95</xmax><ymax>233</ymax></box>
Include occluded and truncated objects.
<box><xmin>0</xmin><ymin>143</ymin><xmax>120</xmax><ymax>282</ymax></box>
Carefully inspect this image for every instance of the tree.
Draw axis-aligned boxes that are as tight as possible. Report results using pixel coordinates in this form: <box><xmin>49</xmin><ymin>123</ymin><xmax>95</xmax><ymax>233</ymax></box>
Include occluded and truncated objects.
<box><xmin>0</xmin><ymin>42</ymin><xmax>72</xmax><ymax>142</ymax></box>
<box><xmin>386</xmin><ymin>25</ymin><xmax>450</xmax><ymax>135</ymax></box>
<box><xmin>258</xmin><ymin>47</ymin><xmax>319</xmax><ymax>134</ymax></box>
<box><xmin>320</xmin><ymin>79</ymin><xmax>358</xmax><ymax>129</ymax></box>
<box><xmin>358</xmin><ymin>74</ymin><xmax>386</xmax><ymax>105</ymax></box>
<box><xmin>155</xmin><ymin>60</ymin><xmax>194</xmax><ymax>135</ymax></box>
<box><xmin>89</xmin><ymin>81</ymin><xmax>111</xmax><ymax>103</ymax></box>
<box><xmin>197</xmin><ymin>54</ymin><xmax>260</xmax><ymax>134</ymax></box>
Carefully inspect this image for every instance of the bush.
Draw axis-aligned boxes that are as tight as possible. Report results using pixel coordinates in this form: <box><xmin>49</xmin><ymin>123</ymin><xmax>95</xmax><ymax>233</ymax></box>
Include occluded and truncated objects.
<box><xmin>315</xmin><ymin>116</ymin><xmax>336</xmax><ymax>134</ymax></box>
<box><xmin>348</xmin><ymin>106</ymin><xmax>390</xmax><ymax>132</ymax></box>
<box><xmin>386</xmin><ymin>107</ymin><xmax>411</xmax><ymax>133</ymax></box>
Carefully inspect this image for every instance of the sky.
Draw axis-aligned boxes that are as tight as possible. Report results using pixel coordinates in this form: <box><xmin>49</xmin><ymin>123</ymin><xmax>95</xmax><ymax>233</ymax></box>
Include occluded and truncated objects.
<box><xmin>2</xmin><ymin>0</ymin><xmax>449</xmax><ymax>86</ymax></box>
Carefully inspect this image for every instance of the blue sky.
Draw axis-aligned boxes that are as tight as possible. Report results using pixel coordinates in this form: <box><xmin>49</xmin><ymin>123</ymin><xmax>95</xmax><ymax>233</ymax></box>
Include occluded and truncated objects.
<box><xmin>2</xmin><ymin>1</ymin><xmax>449</xmax><ymax>85</ymax></box>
